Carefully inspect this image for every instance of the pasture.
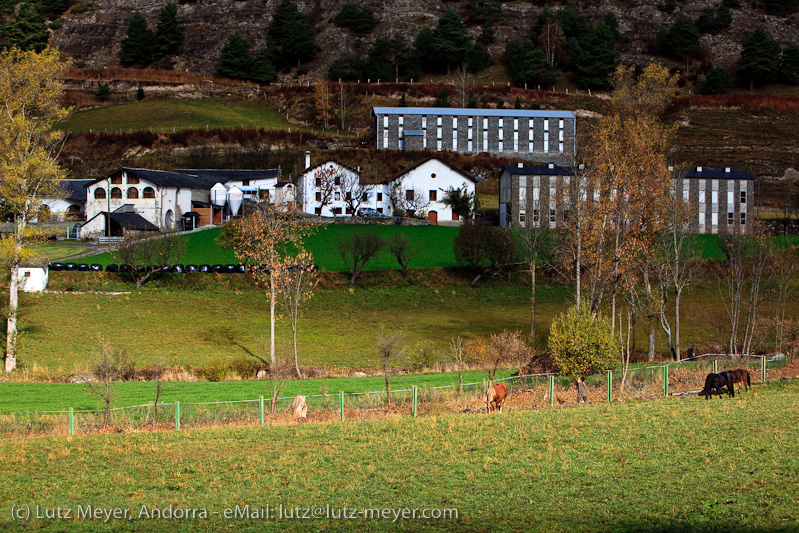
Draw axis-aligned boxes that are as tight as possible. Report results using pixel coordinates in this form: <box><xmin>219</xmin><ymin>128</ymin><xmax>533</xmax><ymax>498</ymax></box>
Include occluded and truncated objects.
<box><xmin>56</xmin><ymin>99</ymin><xmax>302</xmax><ymax>134</ymax></box>
<box><xmin>0</xmin><ymin>380</ymin><xmax>797</xmax><ymax>532</ymax></box>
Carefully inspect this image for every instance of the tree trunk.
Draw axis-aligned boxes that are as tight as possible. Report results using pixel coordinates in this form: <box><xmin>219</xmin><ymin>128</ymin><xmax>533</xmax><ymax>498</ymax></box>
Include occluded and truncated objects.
<box><xmin>530</xmin><ymin>260</ymin><xmax>536</xmax><ymax>339</ymax></box>
<box><xmin>269</xmin><ymin>271</ymin><xmax>276</xmax><ymax>365</ymax></box>
<box><xmin>293</xmin><ymin>324</ymin><xmax>301</xmax><ymax>378</ymax></box>
<box><xmin>648</xmin><ymin>327</ymin><xmax>655</xmax><ymax>362</ymax></box>
<box><xmin>5</xmin><ymin>262</ymin><xmax>19</xmax><ymax>372</ymax></box>
<box><xmin>675</xmin><ymin>292</ymin><xmax>681</xmax><ymax>361</ymax></box>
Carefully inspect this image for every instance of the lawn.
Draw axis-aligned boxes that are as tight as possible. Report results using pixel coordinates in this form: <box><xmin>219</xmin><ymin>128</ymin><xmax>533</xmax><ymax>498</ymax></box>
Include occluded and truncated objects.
<box><xmin>57</xmin><ymin>99</ymin><xmax>303</xmax><ymax>133</ymax></box>
<box><xmin>76</xmin><ymin>225</ymin><xmax>462</xmax><ymax>271</ymax></box>
<box><xmin>0</xmin><ymin>380</ymin><xmax>797</xmax><ymax>531</ymax></box>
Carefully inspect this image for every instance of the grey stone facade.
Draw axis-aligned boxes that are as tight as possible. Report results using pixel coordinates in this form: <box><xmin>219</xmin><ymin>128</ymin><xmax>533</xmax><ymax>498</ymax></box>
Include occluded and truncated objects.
<box><xmin>373</xmin><ymin>107</ymin><xmax>576</xmax><ymax>163</ymax></box>
<box><xmin>499</xmin><ymin>165</ymin><xmax>756</xmax><ymax>235</ymax></box>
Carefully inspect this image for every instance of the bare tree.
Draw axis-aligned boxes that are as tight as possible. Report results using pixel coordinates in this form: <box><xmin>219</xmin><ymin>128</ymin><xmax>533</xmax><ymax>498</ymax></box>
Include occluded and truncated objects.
<box><xmin>773</xmin><ymin>238</ymin><xmax>798</xmax><ymax>354</ymax></box>
<box><xmin>312</xmin><ymin>165</ymin><xmax>342</xmax><ymax>216</ymax></box>
<box><xmin>538</xmin><ymin>17</ymin><xmax>565</xmax><ymax>67</ymax></box>
<box><xmin>86</xmin><ymin>337</ymin><xmax>134</xmax><ymax>429</ymax></box>
<box><xmin>453</xmin><ymin>222</ymin><xmax>516</xmax><ymax>287</ymax></box>
<box><xmin>113</xmin><ymin>230</ymin><xmax>186</xmax><ymax>290</ymax></box>
<box><xmin>717</xmin><ymin>226</ymin><xmax>772</xmax><ymax>355</ymax></box>
<box><xmin>451</xmin><ymin>336</ymin><xmax>465</xmax><ymax>397</ymax></box>
<box><xmin>386</xmin><ymin>232</ymin><xmax>420</xmax><ymax>278</ymax></box>
<box><xmin>389</xmin><ymin>179</ymin><xmax>429</xmax><ymax>217</ymax></box>
<box><xmin>274</xmin><ymin>251</ymin><xmax>318</xmax><ymax>377</ymax></box>
<box><xmin>337</xmin><ymin>227</ymin><xmax>383</xmax><ymax>285</ymax></box>
<box><xmin>654</xmin><ymin>194</ymin><xmax>696</xmax><ymax>360</ymax></box>
<box><xmin>517</xmin><ymin>192</ymin><xmax>554</xmax><ymax>339</ymax></box>
<box><xmin>454</xmin><ymin>64</ymin><xmax>472</xmax><ymax>108</ymax></box>
<box><xmin>340</xmin><ymin>173</ymin><xmax>374</xmax><ymax>215</ymax></box>
<box><xmin>377</xmin><ymin>326</ymin><xmax>405</xmax><ymax>406</ymax></box>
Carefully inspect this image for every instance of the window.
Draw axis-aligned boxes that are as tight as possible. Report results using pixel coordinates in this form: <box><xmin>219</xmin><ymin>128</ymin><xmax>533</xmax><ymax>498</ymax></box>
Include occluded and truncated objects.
<box><xmin>315</xmin><ymin>192</ymin><xmax>321</xmax><ymax>201</ymax></box>
<box><xmin>740</xmin><ymin>190</ymin><xmax>747</xmax><ymax>204</ymax></box>
<box><xmin>431</xmin><ymin>173</ymin><xmax>436</xmax><ymax>179</ymax></box>
<box><xmin>111</xmin><ymin>175</ymin><xmax>122</xmax><ymax>184</ymax></box>
<box><xmin>315</xmin><ymin>207</ymin><xmax>321</xmax><ymax>215</ymax></box>
<box><xmin>94</xmin><ymin>188</ymin><xmax>106</xmax><ymax>199</ymax></box>
<box><xmin>549</xmin><ymin>209</ymin><xmax>556</xmax><ymax>223</ymax></box>
<box><xmin>334</xmin><ymin>207</ymin><xmax>342</xmax><ymax>215</ymax></box>
<box><xmin>741</xmin><ymin>212</ymin><xmax>747</xmax><ymax>225</ymax></box>
<box><xmin>346</xmin><ymin>208</ymin><xmax>352</xmax><ymax>215</ymax></box>
<box><xmin>378</xmin><ymin>208</ymin><xmax>384</xmax><ymax>213</ymax></box>
<box><xmin>533</xmin><ymin>209</ymin><xmax>539</xmax><ymax>222</ymax></box>
<box><xmin>243</xmin><ymin>180</ymin><xmax>250</xmax><ymax>186</ymax></box>
<box><xmin>699</xmin><ymin>191</ymin><xmax>706</xmax><ymax>204</ymax></box>
<box><xmin>143</xmin><ymin>187</ymin><xmax>155</xmax><ymax>199</ymax></box>
<box><xmin>711</xmin><ymin>212</ymin><xmax>718</xmax><ymax>225</ymax></box>
<box><xmin>429</xmin><ymin>190</ymin><xmax>437</xmax><ymax>201</ymax></box>
<box><xmin>110</xmin><ymin>187</ymin><xmax>122</xmax><ymax>199</ymax></box>
<box><xmin>406</xmin><ymin>190</ymin><xmax>414</xmax><ymax>201</ymax></box>
<box><xmin>315</xmin><ymin>177</ymin><xmax>321</xmax><ymax>187</ymax></box>
<box><xmin>361</xmin><ymin>192</ymin><xmax>368</xmax><ymax>201</ymax></box>
<box><xmin>377</xmin><ymin>192</ymin><xmax>383</xmax><ymax>201</ymax></box>
<box><xmin>127</xmin><ymin>175</ymin><xmax>139</xmax><ymax>185</ymax></box>
<box><xmin>334</xmin><ymin>175</ymin><xmax>341</xmax><ymax>186</ymax></box>
<box><xmin>727</xmin><ymin>190</ymin><xmax>734</xmax><ymax>205</ymax></box>
<box><xmin>127</xmin><ymin>187</ymin><xmax>138</xmax><ymax>199</ymax></box>
<box><xmin>711</xmin><ymin>191</ymin><xmax>718</xmax><ymax>204</ymax></box>
<box><xmin>335</xmin><ymin>192</ymin><xmax>340</xmax><ymax>201</ymax></box>
<box><xmin>346</xmin><ymin>192</ymin><xmax>352</xmax><ymax>200</ymax></box>
<box><xmin>727</xmin><ymin>212</ymin><xmax>734</xmax><ymax>225</ymax></box>
<box><xmin>699</xmin><ymin>212</ymin><xmax>705</xmax><ymax>226</ymax></box>
<box><xmin>519</xmin><ymin>211</ymin><xmax>526</xmax><ymax>223</ymax></box>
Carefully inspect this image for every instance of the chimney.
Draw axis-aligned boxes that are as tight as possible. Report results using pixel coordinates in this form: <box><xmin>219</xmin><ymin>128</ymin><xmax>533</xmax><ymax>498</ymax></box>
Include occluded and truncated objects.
<box><xmin>548</xmin><ymin>163</ymin><xmax>555</xmax><ymax>169</ymax></box>
<box><xmin>696</xmin><ymin>166</ymin><xmax>702</xmax><ymax>172</ymax></box>
<box><xmin>517</xmin><ymin>162</ymin><xmax>524</xmax><ymax>168</ymax></box>
<box><xmin>305</xmin><ymin>151</ymin><xmax>311</xmax><ymax>170</ymax></box>
<box><xmin>668</xmin><ymin>166</ymin><xmax>673</xmax><ymax>172</ymax></box>
<box><xmin>725</xmin><ymin>167</ymin><xmax>731</xmax><ymax>173</ymax></box>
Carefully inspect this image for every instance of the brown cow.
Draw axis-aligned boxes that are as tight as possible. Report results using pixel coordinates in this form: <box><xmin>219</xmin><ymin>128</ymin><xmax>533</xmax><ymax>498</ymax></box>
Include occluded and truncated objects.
<box><xmin>485</xmin><ymin>383</ymin><xmax>508</xmax><ymax>414</ymax></box>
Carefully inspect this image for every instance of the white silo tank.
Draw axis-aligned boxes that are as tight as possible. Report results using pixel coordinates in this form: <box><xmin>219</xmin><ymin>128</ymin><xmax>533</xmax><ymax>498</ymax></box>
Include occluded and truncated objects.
<box><xmin>227</xmin><ymin>186</ymin><xmax>243</xmax><ymax>216</ymax></box>
<box><xmin>211</xmin><ymin>183</ymin><xmax>228</xmax><ymax>207</ymax></box>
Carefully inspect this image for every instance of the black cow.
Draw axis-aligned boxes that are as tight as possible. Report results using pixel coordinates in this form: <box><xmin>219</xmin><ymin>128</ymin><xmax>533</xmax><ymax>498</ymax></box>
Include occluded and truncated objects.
<box><xmin>701</xmin><ymin>372</ymin><xmax>735</xmax><ymax>399</ymax></box>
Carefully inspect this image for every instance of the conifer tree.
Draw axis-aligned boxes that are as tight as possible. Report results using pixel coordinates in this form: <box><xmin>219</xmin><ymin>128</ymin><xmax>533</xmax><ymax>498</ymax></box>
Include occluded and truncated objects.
<box><xmin>3</xmin><ymin>3</ymin><xmax>48</xmax><ymax>52</ymax></box>
<box><xmin>154</xmin><ymin>2</ymin><xmax>184</xmax><ymax>58</ymax></box>
<box><xmin>216</xmin><ymin>32</ymin><xmax>253</xmax><ymax>79</ymax></box>
<box><xmin>269</xmin><ymin>0</ymin><xmax>318</xmax><ymax>67</ymax></box>
<box><xmin>737</xmin><ymin>27</ymin><xmax>780</xmax><ymax>89</ymax></box>
<box><xmin>119</xmin><ymin>12</ymin><xmax>155</xmax><ymax>68</ymax></box>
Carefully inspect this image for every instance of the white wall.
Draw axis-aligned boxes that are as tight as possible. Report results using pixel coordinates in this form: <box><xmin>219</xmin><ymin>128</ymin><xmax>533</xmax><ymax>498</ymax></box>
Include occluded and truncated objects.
<box><xmin>297</xmin><ymin>161</ymin><xmax>379</xmax><ymax>217</ymax></box>
<box><xmin>394</xmin><ymin>159</ymin><xmax>475</xmax><ymax>223</ymax></box>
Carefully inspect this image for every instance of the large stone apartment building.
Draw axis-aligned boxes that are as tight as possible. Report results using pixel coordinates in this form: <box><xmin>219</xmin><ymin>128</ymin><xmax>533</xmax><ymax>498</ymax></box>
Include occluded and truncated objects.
<box><xmin>499</xmin><ymin>164</ymin><xmax>755</xmax><ymax>234</ymax></box>
<box><xmin>373</xmin><ymin>107</ymin><xmax>576</xmax><ymax>163</ymax></box>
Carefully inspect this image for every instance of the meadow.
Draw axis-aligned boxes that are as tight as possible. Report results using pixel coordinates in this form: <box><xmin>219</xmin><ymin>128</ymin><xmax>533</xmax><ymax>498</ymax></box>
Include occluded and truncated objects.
<box><xmin>57</xmin><ymin>99</ymin><xmax>302</xmax><ymax>134</ymax></box>
<box><xmin>0</xmin><ymin>379</ymin><xmax>796</xmax><ymax>532</ymax></box>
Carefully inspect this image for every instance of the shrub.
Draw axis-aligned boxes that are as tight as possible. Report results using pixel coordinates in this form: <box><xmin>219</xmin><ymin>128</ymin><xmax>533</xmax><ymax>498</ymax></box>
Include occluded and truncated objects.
<box><xmin>548</xmin><ymin>304</ymin><xmax>619</xmax><ymax>376</ymax></box>
<box><xmin>202</xmin><ymin>357</ymin><xmax>233</xmax><ymax>382</ymax></box>
<box><xmin>406</xmin><ymin>340</ymin><xmax>442</xmax><ymax>371</ymax></box>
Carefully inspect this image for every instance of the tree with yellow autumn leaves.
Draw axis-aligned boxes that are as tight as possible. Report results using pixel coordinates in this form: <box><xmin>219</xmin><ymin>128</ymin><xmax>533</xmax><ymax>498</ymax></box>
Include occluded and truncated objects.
<box><xmin>1</xmin><ymin>47</ymin><xmax>70</xmax><ymax>372</ymax></box>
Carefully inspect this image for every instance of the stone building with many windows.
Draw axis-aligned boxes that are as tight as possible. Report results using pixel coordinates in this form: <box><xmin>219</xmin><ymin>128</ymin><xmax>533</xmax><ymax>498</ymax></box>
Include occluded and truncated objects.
<box><xmin>499</xmin><ymin>164</ymin><xmax>756</xmax><ymax>234</ymax></box>
<box><xmin>373</xmin><ymin>107</ymin><xmax>576</xmax><ymax>162</ymax></box>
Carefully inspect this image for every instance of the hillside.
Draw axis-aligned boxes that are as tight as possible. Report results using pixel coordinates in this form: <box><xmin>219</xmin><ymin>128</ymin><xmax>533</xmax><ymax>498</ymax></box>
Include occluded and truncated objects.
<box><xmin>46</xmin><ymin>0</ymin><xmax>799</xmax><ymax>84</ymax></box>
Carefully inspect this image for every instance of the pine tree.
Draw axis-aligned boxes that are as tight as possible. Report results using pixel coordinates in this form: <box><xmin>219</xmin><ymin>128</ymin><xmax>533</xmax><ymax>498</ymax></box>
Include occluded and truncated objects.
<box><xmin>3</xmin><ymin>3</ymin><xmax>49</xmax><ymax>52</ymax></box>
<box><xmin>250</xmin><ymin>47</ymin><xmax>277</xmax><ymax>84</ymax></box>
<box><xmin>703</xmin><ymin>66</ymin><xmax>732</xmax><ymax>93</ymax></box>
<box><xmin>654</xmin><ymin>15</ymin><xmax>699</xmax><ymax>72</ymax></box>
<box><xmin>154</xmin><ymin>2</ymin><xmax>184</xmax><ymax>58</ymax></box>
<box><xmin>119</xmin><ymin>12</ymin><xmax>155</xmax><ymax>68</ymax></box>
<box><xmin>216</xmin><ymin>32</ymin><xmax>253</xmax><ymax>80</ymax></box>
<box><xmin>433</xmin><ymin>88</ymin><xmax>451</xmax><ymax>107</ymax></box>
<box><xmin>575</xmin><ymin>23</ymin><xmax>619</xmax><ymax>89</ymax></box>
<box><xmin>333</xmin><ymin>3</ymin><xmax>377</xmax><ymax>35</ymax></box>
<box><xmin>432</xmin><ymin>11</ymin><xmax>472</xmax><ymax>75</ymax></box>
<box><xmin>94</xmin><ymin>82</ymin><xmax>111</xmax><ymax>101</ymax></box>
<box><xmin>269</xmin><ymin>0</ymin><xmax>318</xmax><ymax>68</ymax></box>
<box><xmin>737</xmin><ymin>27</ymin><xmax>781</xmax><ymax>89</ymax></box>
<box><xmin>781</xmin><ymin>44</ymin><xmax>799</xmax><ymax>84</ymax></box>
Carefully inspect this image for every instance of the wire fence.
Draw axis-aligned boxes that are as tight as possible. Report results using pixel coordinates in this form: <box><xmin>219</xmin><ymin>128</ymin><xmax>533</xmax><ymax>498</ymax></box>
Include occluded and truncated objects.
<box><xmin>0</xmin><ymin>353</ymin><xmax>784</xmax><ymax>439</ymax></box>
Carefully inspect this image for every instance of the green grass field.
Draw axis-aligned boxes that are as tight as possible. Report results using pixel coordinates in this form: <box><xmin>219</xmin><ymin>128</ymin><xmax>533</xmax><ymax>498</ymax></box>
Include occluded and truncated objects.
<box><xmin>78</xmin><ymin>225</ymin><xmax>461</xmax><ymax>271</ymax></box>
<box><xmin>57</xmin><ymin>99</ymin><xmax>302</xmax><ymax>133</ymax></box>
<box><xmin>0</xmin><ymin>380</ymin><xmax>797</xmax><ymax>532</ymax></box>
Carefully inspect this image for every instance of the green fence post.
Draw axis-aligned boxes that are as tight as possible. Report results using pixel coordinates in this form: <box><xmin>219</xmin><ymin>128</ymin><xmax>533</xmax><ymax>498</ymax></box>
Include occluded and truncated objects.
<box><xmin>259</xmin><ymin>395</ymin><xmax>264</xmax><ymax>426</ymax></box>
<box><xmin>412</xmin><ymin>386</ymin><xmax>417</xmax><ymax>418</ymax></box>
<box><xmin>548</xmin><ymin>375</ymin><xmax>554</xmax><ymax>407</ymax></box>
<box><xmin>607</xmin><ymin>371</ymin><xmax>613</xmax><ymax>403</ymax></box>
<box><xmin>712</xmin><ymin>359</ymin><xmax>718</xmax><ymax>374</ymax></box>
<box><xmin>339</xmin><ymin>391</ymin><xmax>344</xmax><ymax>421</ymax></box>
<box><xmin>69</xmin><ymin>407</ymin><xmax>74</xmax><ymax>437</ymax></box>
<box><xmin>175</xmin><ymin>401</ymin><xmax>180</xmax><ymax>432</ymax></box>
<box><xmin>761</xmin><ymin>356</ymin><xmax>766</xmax><ymax>383</ymax></box>
<box><xmin>663</xmin><ymin>366</ymin><xmax>669</xmax><ymax>397</ymax></box>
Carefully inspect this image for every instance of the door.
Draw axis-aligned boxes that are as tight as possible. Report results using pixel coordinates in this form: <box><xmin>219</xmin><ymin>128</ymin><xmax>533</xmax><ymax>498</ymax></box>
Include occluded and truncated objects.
<box><xmin>428</xmin><ymin>210</ymin><xmax>438</xmax><ymax>225</ymax></box>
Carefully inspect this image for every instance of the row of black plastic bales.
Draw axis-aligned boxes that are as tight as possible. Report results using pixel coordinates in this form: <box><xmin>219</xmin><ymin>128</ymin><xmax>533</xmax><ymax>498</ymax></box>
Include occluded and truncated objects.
<box><xmin>48</xmin><ymin>263</ymin><xmax>318</xmax><ymax>274</ymax></box>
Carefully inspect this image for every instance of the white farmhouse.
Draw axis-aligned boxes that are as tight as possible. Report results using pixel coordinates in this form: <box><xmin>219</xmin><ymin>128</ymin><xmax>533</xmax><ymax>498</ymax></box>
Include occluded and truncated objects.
<box><xmin>386</xmin><ymin>157</ymin><xmax>476</xmax><ymax>224</ymax></box>
<box><xmin>297</xmin><ymin>156</ymin><xmax>374</xmax><ymax>217</ymax></box>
